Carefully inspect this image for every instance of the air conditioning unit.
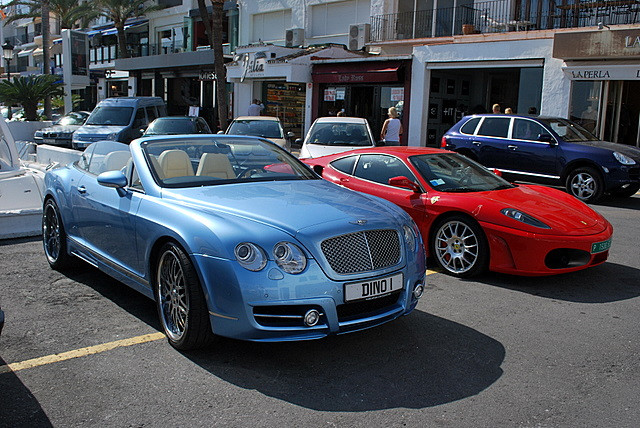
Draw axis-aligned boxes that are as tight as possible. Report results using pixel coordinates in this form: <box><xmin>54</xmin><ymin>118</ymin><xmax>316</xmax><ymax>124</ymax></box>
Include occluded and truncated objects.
<box><xmin>348</xmin><ymin>23</ymin><xmax>371</xmax><ymax>51</ymax></box>
<box><xmin>285</xmin><ymin>28</ymin><xmax>304</xmax><ymax>47</ymax></box>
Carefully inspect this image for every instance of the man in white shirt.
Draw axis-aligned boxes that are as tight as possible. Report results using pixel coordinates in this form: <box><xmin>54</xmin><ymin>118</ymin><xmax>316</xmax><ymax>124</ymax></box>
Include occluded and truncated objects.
<box><xmin>248</xmin><ymin>99</ymin><xmax>264</xmax><ymax>116</ymax></box>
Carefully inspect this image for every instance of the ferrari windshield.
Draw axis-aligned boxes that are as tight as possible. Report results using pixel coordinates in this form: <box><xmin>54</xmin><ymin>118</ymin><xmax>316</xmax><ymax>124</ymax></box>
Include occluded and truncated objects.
<box><xmin>410</xmin><ymin>153</ymin><xmax>514</xmax><ymax>192</ymax></box>
<box><xmin>142</xmin><ymin>136</ymin><xmax>316</xmax><ymax>188</ymax></box>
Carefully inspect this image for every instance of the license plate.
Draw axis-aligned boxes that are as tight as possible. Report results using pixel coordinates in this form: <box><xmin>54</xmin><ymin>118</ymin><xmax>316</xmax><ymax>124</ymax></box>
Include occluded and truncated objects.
<box><xmin>344</xmin><ymin>273</ymin><xmax>403</xmax><ymax>302</ymax></box>
<box><xmin>591</xmin><ymin>238</ymin><xmax>612</xmax><ymax>254</ymax></box>
<box><xmin>43</xmin><ymin>138</ymin><xmax>57</xmax><ymax>144</ymax></box>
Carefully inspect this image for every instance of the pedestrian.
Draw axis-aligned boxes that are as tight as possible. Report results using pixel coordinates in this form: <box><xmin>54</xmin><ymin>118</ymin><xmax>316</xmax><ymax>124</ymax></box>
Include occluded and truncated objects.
<box><xmin>504</xmin><ymin>107</ymin><xmax>513</xmax><ymax>114</ymax></box>
<box><xmin>337</xmin><ymin>110</ymin><xmax>346</xmax><ymax>117</ymax></box>
<box><xmin>380</xmin><ymin>106</ymin><xmax>403</xmax><ymax>145</ymax></box>
<box><xmin>492</xmin><ymin>104</ymin><xmax>501</xmax><ymax>114</ymax></box>
<box><xmin>248</xmin><ymin>99</ymin><xmax>264</xmax><ymax>116</ymax></box>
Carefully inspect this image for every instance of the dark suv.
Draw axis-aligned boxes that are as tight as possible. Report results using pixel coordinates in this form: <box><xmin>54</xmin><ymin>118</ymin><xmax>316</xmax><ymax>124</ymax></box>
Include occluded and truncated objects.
<box><xmin>442</xmin><ymin>115</ymin><xmax>640</xmax><ymax>203</ymax></box>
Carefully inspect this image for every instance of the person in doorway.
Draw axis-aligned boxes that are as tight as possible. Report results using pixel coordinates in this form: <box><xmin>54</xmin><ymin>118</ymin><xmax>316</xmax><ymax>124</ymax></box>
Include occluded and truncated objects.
<box><xmin>492</xmin><ymin>104</ymin><xmax>501</xmax><ymax>114</ymax></box>
<box><xmin>248</xmin><ymin>99</ymin><xmax>264</xmax><ymax>116</ymax></box>
<box><xmin>504</xmin><ymin>107</ymin><xmax>513</xmax><ymax>114</ymax></box>
<box><xmin>337</xmin><ymin>110</ymin><xmax>346</xmax><ymax>117</ymax></box>
<box><xmin>380</xmin><ymin>106</ymin><xmax>403</xmax><ymax>145</ymax></box>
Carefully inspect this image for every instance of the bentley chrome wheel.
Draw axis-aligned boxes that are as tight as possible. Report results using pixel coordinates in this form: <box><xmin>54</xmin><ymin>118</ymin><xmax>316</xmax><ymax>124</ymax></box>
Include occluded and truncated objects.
<box><xmin>157</xmin><ymin>248</ymin><xmax>188</xmax><ymax>341</ymax></box>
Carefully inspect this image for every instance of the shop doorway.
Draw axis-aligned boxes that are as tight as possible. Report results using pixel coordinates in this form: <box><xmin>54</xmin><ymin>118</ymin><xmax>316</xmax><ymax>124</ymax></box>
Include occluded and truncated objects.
<box><xmin>351</xmin><ymin>86</ymin><xmax>376</xmax><ymax>130</ymax></box>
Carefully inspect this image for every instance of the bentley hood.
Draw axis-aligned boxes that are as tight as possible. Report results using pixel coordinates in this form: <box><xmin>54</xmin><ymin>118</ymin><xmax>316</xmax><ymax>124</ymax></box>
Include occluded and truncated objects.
<box><xmin>160</xmin><ymin>179</ymin><xmax>406</xmax><ymax>238</ymax></box>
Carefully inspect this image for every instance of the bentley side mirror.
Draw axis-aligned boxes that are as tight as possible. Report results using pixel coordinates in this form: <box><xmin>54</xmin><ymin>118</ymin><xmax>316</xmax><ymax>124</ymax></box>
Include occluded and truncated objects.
<box><xmin>97</xmin><ymin>171</ymin><xmax>128</xmax><ymax>189</ymax></box>
<box><xmin>388</xmin><ymin>176</ymin><xmax>421</xmax><ymax>193</ymax></box>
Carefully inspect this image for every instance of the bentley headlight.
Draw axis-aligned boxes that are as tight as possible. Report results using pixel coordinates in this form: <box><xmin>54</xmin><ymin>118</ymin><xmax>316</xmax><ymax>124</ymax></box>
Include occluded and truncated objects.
<box><xmin>613</xmin><ymin>151</ymin><xmax>636</xmax><ymax>165</ymax></box>
<box><xmin>273</xmin><ymin>242</ymin><xmax>307</xmax><ymax>274</ymax></box>
<box><xmin>235</xmin><ymin>242</ymin><xmax>267</xmax><ymax>271</ymax></box>
<box><xmin>501</xmin><ymin>208</ymin><xmax>550</xmax><ymax>229</ymax></box>
<box><xmin>403</xmin><ymin>224</ymin><xmax>417</xmax><ymax>252</ymax></box>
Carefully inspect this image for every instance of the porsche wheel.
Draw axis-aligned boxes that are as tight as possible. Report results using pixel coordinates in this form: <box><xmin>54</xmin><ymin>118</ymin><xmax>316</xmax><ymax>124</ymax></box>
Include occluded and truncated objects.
<box><xmin>42</xmin><ymin>199</ymin><xmax>73</xmax><ymax>270</ymax></box>
<box><xmin>611</xmin><ymin>183</ymin><xmax>640</xmax><ymax>198</ymax></box>
<box><xmin>566</xmin><ymin>167</ymin><xmax>603</xmax><ymax>203</ymax></box>
<box><xmin>430</xmin><ymin>215</ymin><xmax>488</xmax><ymax>278</ymax></box>
<box><xmin>155</xmin><ymin>242</ymin><xmax>215</xmax><ymax>350</ymax></box>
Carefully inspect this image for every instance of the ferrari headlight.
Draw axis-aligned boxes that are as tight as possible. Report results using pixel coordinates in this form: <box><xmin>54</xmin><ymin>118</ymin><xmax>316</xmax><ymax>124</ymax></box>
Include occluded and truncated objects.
<box><xmin>273</xmin><ymin>242</ymin><xmax>307</xmax><ymax>274</ymax></box>
<box><xmin>235</xmin><ymin>242</ymin><xmax>267</xmax><ymax>271</ymax></box>
<box><xmin>402</xmin><ymin>225</ymin><xmax>417</xmax><ymax>252</ymax></box>
<box><xmin>613</xmin><ymin>151</ymin><xmax>636</xmax><ymax>165</ymax></box>
<box><xmin>501</xmin><ymin>208</ymin><xmax>550</xmax><ymax>229</ymax></box>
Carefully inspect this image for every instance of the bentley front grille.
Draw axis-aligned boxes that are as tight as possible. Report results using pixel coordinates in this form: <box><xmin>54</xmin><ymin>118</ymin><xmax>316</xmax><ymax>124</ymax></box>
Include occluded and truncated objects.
<box><xmin>320</xmin><ymin>229</ymin><xmax>401</xmax><ymax>275</ymax></box>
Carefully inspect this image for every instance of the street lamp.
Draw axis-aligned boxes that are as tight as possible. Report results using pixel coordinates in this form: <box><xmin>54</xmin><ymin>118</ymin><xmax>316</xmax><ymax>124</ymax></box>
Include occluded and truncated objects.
<box><xmin>2</xmin><ymin>41</ymin><xmax>14</xmax><ymax>120</ymax></box>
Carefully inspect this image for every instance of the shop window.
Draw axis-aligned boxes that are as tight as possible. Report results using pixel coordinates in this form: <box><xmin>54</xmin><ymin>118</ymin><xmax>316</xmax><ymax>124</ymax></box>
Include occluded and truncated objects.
<box><xmin>330</xmin><ymin>156</ymin><xmax>357</xmax><ymax>175</ymax></box>
<box><xmin>251</xmin><ymin>9</ymin><xmax>291</xmax><ymax>43</ymax></box>
<box><xmin>478</xmin><ymin>117</ymin><xmax>511</xmax><ymax>138</ymax></box>
<box><xmin>569</xmin><ymin>81</ymin><xmax>602</xmax><ymax>135</ymax></box>
<box><xmin>311</xmin><ymin>0</ymin><xmax>370</xmax><ymax>37</ymax></box>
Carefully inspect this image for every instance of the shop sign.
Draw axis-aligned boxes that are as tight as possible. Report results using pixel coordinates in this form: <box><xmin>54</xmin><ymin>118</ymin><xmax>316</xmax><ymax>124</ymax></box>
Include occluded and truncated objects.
<box><xmin>335</xmin><ymin>88</ymin><xmax>346</xmax><ymax>100</ymax></box>
<box><xmin>199</xmin><ymin>71</ymin><xmax>216</xmax><ymax>81</ymax></box>
<box><xmin>563</xmin><ymin>65</ymin><xmax>640</xmax><ymax>80</ymax></box>
<box><xmin>324</xmin><ymin>88</ymin><xmax>336</xmax><ymax>101</ymax></box>
<box><xmin>241</xmin><ymin>52</ymin><xmax>266</xmax><ymax>82</ymax></box>
<box><xmin>625</xmin><ymin>36</ymin><xmax>640</xmax><ymax>48</ymax></box>
<box><xmin>391</xmin><ymin>88</ymin><xmax>404</xmax><ymax>102</ymax></box>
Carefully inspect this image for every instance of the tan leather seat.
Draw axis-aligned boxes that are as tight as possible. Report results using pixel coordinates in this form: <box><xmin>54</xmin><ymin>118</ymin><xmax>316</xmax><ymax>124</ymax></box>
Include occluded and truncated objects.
<box><xmin>158</xmin><ymin>150</ymin><xmax>194</xmax><ymax>179</ymax></box>
<box><xmin>196</xmin><ymin>153</ymin><xmax>235</xmax><ymax>179</ymax></box>
<box><xmin>102</xmin><ymin>151</ymin><xmax>131</xmax><ymax>173</ymax></box>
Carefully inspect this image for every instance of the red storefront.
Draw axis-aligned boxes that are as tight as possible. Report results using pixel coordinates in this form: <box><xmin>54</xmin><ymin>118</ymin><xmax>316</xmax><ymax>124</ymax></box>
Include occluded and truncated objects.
<box><xmin>311</xmin><ymin>58</ymin><xmax>412</xmax><ymax>144</ymax></box>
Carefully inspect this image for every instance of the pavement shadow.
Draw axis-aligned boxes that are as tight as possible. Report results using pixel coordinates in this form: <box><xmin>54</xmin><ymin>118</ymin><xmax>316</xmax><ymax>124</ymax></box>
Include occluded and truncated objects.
<box><xmin>474</xmin><ymin>262</ymin><xmax>640</xmax><ymax>303</ymax></box>
<box><xmin>183</xmin><ymin>310</ymin><xmax>505</xmax><ymax>411</ymax></box>
<box><xmin>0</xmin><ymin>357</ymin><xmax>53</xmax><ymax>427</ymax></box>
<box><xmin>592</xmin><ymin>194</ymin><xmax>640</xmax><ymax>209</ymax></box>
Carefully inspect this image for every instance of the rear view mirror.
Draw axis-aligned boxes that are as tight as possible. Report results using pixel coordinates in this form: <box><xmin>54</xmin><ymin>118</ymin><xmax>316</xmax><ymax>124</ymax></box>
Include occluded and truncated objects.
<box><xmin>217</xmin><ymin>130</ymin><xmax>225</xmax><ymax>134</ymax></box>
<box><xmin>388</xmin><ymin>176</ymin><xmax>421</xmax><ymax>193</ymax></box>
<box><xmin>287</xmin><ymin>132</ymin><xmax>295</xmax><ymax>138</ymax></box>
<box><xmin>97</xmin><ymin>171</ymin><xmax>128</xmax><ymax>189</ymax></box>
<box><xmin>295</xmin><ymin>138</ymin><xmax>303</xmax><ymax>144</ymax></box>
<box><xmin>376</xmin><ymin>140</ymin><xmax>386</xmax><ymax>147</ymax></box>
<box><xmin>492</xmin><ymin>169</ymin><xmax>502</xmax><ymax>177</ymax></box>
<box><xmin>537</xmin><ymin>134</ymin><xmax>555</xmax><ymax>145</ymax></box>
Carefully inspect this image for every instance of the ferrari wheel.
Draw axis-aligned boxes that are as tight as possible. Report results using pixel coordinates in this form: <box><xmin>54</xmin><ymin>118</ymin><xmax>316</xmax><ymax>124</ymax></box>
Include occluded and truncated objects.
<box><xmin>155</xmin><ymin>242</ymin><xmax>216</xmax><ymax>350</ymax></box>
<box><xmin>611</xmin><ymin>183</ymin><xmax>640</xmax><ymax>198</ymax></box>
<box><xmin>566</xmin><ymin>167</ymin><xmax>603</xmax><ymax>203</ymax></box>
<box><xmin>430</xmin><ymin>215</ymin><xmax>488</xmax><ymax>278</ymax></box>
<box><xmin>42</xmin><ymin>199</ymin><xmax>73</xmax><ymax>270</ymax></box>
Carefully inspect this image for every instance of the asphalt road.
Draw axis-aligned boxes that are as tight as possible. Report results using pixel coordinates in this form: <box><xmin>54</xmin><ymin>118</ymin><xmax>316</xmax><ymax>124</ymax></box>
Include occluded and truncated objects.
<box><xmin>1</xmin><ymin>195</ymin><xmax>639</xmax><ymax>427</ymax></box>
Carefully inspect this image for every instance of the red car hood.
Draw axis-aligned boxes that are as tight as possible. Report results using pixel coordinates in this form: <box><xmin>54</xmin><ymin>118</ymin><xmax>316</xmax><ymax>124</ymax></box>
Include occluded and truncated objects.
<box><xmin>467</xmin><ymin>184</ymin><xmax>608</xmax><ymax>235</ymax></box>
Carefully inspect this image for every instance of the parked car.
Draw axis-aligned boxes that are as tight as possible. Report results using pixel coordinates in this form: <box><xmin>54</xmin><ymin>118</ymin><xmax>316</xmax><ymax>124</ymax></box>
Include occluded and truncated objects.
<box><xmin>298</xmin><ymin>117</ymin><xmax>376</xmax><ymax>159</ymax></box>
<box><xmin>442</xmin><ymin>114</ymin><xmax>640</xmax><ymax>203</ymax></box>
<box><xmin>303</xmin><ymin>147</ymin><xmax>613</xmax><ymax>277</ymax></box>
<box><xmin>224</xmin><ymin>116</ymin><xmax>293</xmax><ymax>151</ymax></box>
<box><xmin>42</xmin><ymin>136</ymin><xmax>426</xmax><ymax>349</ymax></box>
<box><xmin>34</xmin><ymin>111</ymin><xmax>90</xmax><ymax>148</ymax></box>
<box><xmin>72</xmin><ymin>97</ymin><xmax>167</xmax><ymax>150</ymax></box>
<box><xmin>143</xmin><ymin>116</ymin><xmax>212</xmax><ymax>136</ymax></box>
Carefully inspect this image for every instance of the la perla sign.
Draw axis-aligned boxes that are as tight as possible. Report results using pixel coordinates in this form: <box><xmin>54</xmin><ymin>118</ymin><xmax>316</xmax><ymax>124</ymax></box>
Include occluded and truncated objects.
<box><xmin>625</xmin><ymin>36</ymin><xmax>640</xmax><ymax>48</ymax></box>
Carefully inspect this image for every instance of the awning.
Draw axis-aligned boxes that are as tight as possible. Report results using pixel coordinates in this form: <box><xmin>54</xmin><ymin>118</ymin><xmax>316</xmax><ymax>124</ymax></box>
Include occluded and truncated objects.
<box><xmin>17</xmin><ymin>49</ymin><xmax>34</xmax><ymax>57</ymax></box>
<box><xmin>87</xmin><ymin>19</ymin><xmax>148</xmax><ymax>37</ymax></box>
<box><xmin>312</xmin><ymin>61</ymin><xmax>404</xmax><ymax>83</ymax></box>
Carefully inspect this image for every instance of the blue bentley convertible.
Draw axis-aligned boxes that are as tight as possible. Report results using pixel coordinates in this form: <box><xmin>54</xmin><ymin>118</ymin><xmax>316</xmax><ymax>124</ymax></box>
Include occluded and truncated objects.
<box><xmin>42</xmin><ymin>135</ymin><xmax>426</xmax><ymax>349</ymax></box>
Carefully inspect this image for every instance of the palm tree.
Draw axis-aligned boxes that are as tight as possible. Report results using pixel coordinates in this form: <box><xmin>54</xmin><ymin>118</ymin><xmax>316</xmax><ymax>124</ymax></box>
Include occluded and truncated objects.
<box><xmin>3</xmin><ymin>0</ymin><xmax>97</xmax><ymax>29</ymax></box>
<box><xmin>0</xmin><ymin>75</ymin><xmax>64</xmax><ymax>120</ymax></box>
<box><xmin>95</xmin><ymin>0</ymin><xmax>163</xmax><ymax>59</ymax></box>
<box><xmin>197</xmin><ymin>0</ymin><xmax>229</xmax><ymax>131</ymax></box>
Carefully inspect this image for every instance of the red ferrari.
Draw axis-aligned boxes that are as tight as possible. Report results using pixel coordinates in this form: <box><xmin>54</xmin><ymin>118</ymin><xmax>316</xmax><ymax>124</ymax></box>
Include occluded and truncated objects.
<box><xmin>302</xmin><ymin>147</ymin><xmax>613</xmax><ymax>277</ymax></box>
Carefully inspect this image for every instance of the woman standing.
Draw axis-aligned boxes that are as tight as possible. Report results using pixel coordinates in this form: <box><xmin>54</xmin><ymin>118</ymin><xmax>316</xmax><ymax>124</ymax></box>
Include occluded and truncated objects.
<box><xmin>380</xmin><ymin>107</ymin><xmax>403</xmax><ymax>145</ymax></box>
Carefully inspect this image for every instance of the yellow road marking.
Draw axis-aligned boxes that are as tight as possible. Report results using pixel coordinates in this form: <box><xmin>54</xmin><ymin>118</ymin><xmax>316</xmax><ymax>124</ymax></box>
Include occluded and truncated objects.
<box><xmin>426</xmin><ymin>269</ymin><xmax>438</xmax><ymax>275</ymax></box>
<box><xmin>0</xmin><ymin>332</ymin><xmax>165</xmax><ymax>375</ymax></box>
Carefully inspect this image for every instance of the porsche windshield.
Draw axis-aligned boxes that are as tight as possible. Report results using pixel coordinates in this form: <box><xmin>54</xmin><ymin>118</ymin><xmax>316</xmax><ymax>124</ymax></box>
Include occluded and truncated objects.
<box><xmin>538</xmin><ymin>118</ymin><xmax>598</xmax><ymax>142</ymax></box>
<box><xmin>142</xmin><ymin>137</ymin><xmax>316</xmax><ymax>188</ymax></box>
<box><xmin>410</xmin><ymin>153</ymin><xmax>514</xmax><ymax>192</ymax></box>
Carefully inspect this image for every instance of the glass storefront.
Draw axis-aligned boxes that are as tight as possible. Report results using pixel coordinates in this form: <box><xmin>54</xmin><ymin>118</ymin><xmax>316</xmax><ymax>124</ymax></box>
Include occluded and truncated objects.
<box><xmin>570</xmin><ymin>80</ymin><xmax>640</xmax><ymax>146</ymax></box>
<box><xmin>263</xmin><ymin>82</ymin><xmax>306</xmax><ymax>140</ymax></box>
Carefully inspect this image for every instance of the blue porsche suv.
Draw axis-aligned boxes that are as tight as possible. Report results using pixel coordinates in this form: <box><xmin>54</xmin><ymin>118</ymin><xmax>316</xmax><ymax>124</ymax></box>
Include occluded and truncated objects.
<box><xmin>442</xmin><ymin>115</ymin><xmax>640</xmax><ymax>203</ymax></box>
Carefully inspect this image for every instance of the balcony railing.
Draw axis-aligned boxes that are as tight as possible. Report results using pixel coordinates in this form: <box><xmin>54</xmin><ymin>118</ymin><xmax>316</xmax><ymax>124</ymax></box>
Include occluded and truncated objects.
<box><xmin>371</xmin><ymin>0</ymin><xmax>640</xmax><ymax>41</ymax></box>
<box><xmin>90</xmin><ymin>43</ymin><xmax>150</xmax><ymax>65</ymax></box>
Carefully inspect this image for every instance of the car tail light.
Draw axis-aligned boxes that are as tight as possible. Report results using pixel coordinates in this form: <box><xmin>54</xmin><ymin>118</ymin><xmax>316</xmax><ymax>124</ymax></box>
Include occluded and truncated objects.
<box><xmin>440</xmin><ymin>136</ymin><xmax>448</xmax><ymax>148</ymax></box>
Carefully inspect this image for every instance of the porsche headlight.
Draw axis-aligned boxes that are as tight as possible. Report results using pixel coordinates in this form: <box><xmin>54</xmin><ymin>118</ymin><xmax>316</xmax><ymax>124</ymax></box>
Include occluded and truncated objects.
<box><xmin>613</xmin><ymin>151</ymin><xmax>636</xmax><ymax>165</ymax></box>
<box><xmin>235</xmin><ymin>242</ymin><xmax>267</xmax><ymax>271</ymax></box>
<box><xmin>501</xmin><ymin>208</ymin><xmax>550</xmax><ymax>229</ymax></box>
<box><xmin>273</xmin><ymin>242</ymin><xmax>307</xmax><ymax>274</ymax></box>
<box><xmin>403</xmin><ymin>225</ymin><xmax>417</xmax><ymax>252</ymax></box>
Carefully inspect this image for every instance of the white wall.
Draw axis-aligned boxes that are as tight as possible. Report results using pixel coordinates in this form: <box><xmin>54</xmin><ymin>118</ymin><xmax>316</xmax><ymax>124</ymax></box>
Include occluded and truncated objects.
<box><xmin>408</xmin><ymin>38</ymin><xmax>570</xmax><ymax>146</ymax></box>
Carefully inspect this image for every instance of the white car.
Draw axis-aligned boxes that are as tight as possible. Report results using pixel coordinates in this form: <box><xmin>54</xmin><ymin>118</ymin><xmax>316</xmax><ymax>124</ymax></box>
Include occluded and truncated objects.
<box><xmin>298</xmin><ymin>117</ymin><xmax>376</xmax><ymax>158</ymax></box>
<box><xmin>225</xmin><ymin>116</ymin><xmax>293</xmax><ymax>151</ymax></box>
